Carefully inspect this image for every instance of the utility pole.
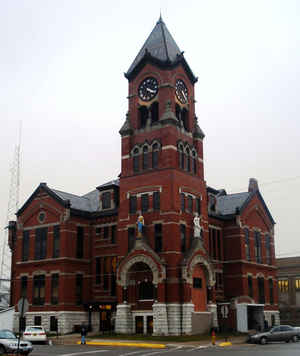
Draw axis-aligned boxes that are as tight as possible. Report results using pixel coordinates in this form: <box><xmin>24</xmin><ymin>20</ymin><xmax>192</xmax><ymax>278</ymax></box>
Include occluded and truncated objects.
<box><xmin>0</xmin><ymin>122</ymin><xmax>22</xmax><ymax>304</ymax></box>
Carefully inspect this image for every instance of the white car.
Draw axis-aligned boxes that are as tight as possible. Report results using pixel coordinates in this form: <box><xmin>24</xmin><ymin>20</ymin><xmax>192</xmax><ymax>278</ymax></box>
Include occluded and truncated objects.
<box><xmin>23</xmin><ymin>326</ymin><xmax>48</xmax><ymax>344</ymax></box>
<box><xmin>0</xmin><ymin>329</ymin><xmax>33</xmax><ymax>355</ymax></box>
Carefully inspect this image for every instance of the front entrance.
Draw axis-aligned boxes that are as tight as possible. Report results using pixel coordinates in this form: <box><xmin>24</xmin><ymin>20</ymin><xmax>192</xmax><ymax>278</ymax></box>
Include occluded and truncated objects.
<box><xmin>135</xmin><ymin>316</ymin><xmax>144</xmax><ymax>334</ymax></box>
<box><xmin>147</xmin><ymin>316</ymin><xmax>153</xmax><ymax>334</ymax></box>
<box><xmin>99</xmin><ymin>310</ymin><xmax>112</xmax><ymax>332</ymax></box>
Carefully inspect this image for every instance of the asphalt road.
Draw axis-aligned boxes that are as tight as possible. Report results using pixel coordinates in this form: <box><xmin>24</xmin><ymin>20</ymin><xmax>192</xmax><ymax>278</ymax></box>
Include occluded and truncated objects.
<box><xmin>30</xmin><ymin>342</ymin><xmax>300</xmax><ymax>356</ymax></box>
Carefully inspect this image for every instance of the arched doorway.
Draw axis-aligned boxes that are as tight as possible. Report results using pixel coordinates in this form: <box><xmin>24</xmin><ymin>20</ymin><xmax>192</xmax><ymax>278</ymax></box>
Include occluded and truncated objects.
<box><xmin>191</xmin><ymin>264</ymin><xmax>207</xmax><ymax>311</ymax></box>
<box><xmin>127</xmin><ymin>262</ymin><xmax>154</xmax><ymax>334</ymax></box>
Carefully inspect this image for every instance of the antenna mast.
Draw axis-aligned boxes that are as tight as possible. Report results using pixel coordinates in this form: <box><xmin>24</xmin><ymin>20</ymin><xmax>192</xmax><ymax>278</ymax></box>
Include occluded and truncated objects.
<box><xmin>0</xmin><ymin>122</ymin><xmax>22</xmax><ymax>303</ymax></box>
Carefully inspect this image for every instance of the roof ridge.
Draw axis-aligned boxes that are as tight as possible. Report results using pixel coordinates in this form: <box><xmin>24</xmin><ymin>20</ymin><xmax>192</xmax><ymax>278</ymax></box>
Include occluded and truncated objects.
<box><xmin>160</xmin><ymin>19</ymin><xmax>169</xmax><ymax>61</ymax></box>
<box><xmin>52</xmin><ymin>188</ymin><xmax>90</xmax><ymax>200</ymax></box>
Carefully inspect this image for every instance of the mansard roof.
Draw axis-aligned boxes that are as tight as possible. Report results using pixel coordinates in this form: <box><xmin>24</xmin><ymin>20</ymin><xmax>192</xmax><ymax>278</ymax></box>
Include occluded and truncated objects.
<box><xmin>125</xmin><ymin>16</ymin><xmax>197</xmax><ymax>83</ymax></box>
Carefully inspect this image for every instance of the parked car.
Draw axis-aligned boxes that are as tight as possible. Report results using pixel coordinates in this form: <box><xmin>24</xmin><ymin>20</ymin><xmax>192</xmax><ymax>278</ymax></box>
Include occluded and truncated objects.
<box><xmin>248</xmin><ymin>325</ymin><xmax>299</xmax><ymax>344</ymax></box>
<box><xmin>23</xmin><ymin>326</ymin><xmax>48</xmax><ymax>344</ymax></box>
<box><xmin>0</xmin><ymin>329</ymin><xmax>33</xmax><ymax>355</ymax></box>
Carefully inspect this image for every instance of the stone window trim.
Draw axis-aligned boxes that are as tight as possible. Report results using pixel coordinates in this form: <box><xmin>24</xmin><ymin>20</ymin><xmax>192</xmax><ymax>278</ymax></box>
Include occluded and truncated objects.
<box><xmin>177</xmin><ymin>141</ymin><xmax>198</xmax><ymax>156</ymax></box>
<box><xmin>127</xmin><ymin>186</ymin><xmax>162</xmax><ymax>199</ymax></box>
<box><xmin>37</xmin><ymin>211</ymin><xmax>46</xmax><ymax>224</ymax></box>
<box><xmin>179</xmin><ymin>187</ymin><xmax>202</xmax><ymax>199</ymax></box>
<box><xmin>99</xmin><ymin>189</ymin><xmax>114</xmax><ymax>211</ymax></box>
<box><xmin>130</xmin><ymin>141</ymin><xmax>162</xmax><ymax>156</ymax></box>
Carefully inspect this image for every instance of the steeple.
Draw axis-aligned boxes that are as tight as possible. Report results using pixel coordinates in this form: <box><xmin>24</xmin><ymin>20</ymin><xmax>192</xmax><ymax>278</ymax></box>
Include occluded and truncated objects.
<box><xmin>125</xmin><ymin>16</ymin><xmax>197</xmax><ymax>83</ymax></box>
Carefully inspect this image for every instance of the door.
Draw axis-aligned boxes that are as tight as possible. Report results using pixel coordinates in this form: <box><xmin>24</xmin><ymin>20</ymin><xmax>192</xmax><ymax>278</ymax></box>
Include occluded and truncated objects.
<box><xmin>99</xmin><ymin>311</ymin><xmax>111</xmax><ymax>332</ymax></box>
<box><xmin>135</xmin><ymin>316</ymin><xmax>144</xmax><ymax>334</ymax></box>
<box><xmin>147</xmin><ymin>316</ymin><xmax>153</xmax><ymax>334</ymax></box>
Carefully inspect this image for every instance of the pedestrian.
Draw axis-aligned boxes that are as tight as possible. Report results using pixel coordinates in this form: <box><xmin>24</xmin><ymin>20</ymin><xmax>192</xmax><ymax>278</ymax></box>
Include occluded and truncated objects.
<box><xmin>80</xmin><ymin>324</ymin><xmax>87</xmax><ymax>345</ymax></box>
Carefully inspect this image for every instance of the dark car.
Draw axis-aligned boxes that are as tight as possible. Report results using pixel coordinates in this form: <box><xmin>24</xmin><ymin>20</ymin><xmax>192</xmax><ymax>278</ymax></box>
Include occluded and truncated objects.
<box><xmin>248</xmin><ymin>325</ymin><xmax>299</xmax><ymax>344</ymax></box>
<box><xmin>0</xmin><ymin>329</ymin><xmax>33</xmax><ymax>355</ymax></box>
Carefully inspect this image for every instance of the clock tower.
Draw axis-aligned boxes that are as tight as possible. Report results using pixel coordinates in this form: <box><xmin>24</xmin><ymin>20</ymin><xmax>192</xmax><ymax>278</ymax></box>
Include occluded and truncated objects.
<box><xmin>116</xmin><ymin>17</ymin><xmax>215</xmax><ymax>335</ymax></box>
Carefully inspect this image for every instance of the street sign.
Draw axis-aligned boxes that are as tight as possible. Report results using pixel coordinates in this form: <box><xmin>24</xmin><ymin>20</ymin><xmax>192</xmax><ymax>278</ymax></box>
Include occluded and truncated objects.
<box><xmin>17</xmin><ymin>298</ymin><xmax>29</xmax><ymax>317</ymax></box>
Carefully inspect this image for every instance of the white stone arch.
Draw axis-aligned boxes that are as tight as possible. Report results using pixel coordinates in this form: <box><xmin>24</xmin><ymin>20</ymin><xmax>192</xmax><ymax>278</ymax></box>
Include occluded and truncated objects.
<box><xmin>131</xmin><ymin>144</ymin><xmax>141</xmax><ymax>156</ymax></box>
<box><xmin>118</xmin><ymin>254</ymin><xmax>166</xmax><ymax>287</ymax></box>
<box><xmin>182</xmin><ymin>254</ymin><xmax>215</xmax><ymax>287</ymax></box>
<box><xmin>151</xmin><ymin>140</ymin><xmax>161</xmax><ymax>152</ymax></box>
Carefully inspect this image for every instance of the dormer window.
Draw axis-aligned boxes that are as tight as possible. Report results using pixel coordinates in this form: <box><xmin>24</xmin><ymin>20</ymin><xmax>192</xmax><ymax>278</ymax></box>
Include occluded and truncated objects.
<box><xmin>102</xmin><ymin>192</ymin><xmax>111</xmax><ymax>209</ymax></box>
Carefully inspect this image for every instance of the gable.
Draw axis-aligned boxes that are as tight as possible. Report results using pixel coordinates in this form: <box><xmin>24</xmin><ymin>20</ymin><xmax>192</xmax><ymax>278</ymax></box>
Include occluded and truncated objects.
<box><xmin>19</xmin><ymin>193</ymin><xmax>64</xmax><ymax>228</ymax></box>
<box><xmin>241</xmin><ymin>192</ymin><xmax>275</xmax><ymax>231</ymax></box>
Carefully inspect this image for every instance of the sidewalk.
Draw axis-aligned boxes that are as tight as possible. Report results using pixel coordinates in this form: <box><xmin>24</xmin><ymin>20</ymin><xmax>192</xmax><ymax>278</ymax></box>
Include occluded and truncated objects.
<box><xmin>51</xmin><ymin>333</ymin><xmax>248</xmax><ymax>348</ymax></box>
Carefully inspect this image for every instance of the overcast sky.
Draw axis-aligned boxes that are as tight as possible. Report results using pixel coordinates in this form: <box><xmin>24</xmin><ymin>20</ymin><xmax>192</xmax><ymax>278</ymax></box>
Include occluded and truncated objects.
<box><xmin>1</xmin><ymin>0</ymin><xmax>300</xmax><ymax>266</ymax></box>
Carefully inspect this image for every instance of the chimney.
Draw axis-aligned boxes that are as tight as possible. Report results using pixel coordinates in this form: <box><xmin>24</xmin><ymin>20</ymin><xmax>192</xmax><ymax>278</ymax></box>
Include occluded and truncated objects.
<box><xmin>248</xmin><ymin>178</ymin><xmax>259</xmax><ymax>193</ymax></box>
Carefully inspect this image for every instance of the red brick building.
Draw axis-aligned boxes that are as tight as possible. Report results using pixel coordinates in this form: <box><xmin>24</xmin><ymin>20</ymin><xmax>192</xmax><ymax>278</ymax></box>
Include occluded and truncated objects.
<box><xmin>9</xmin><ymin>17</ymin><xmax>279</xmax><ymax>335</ymax></box>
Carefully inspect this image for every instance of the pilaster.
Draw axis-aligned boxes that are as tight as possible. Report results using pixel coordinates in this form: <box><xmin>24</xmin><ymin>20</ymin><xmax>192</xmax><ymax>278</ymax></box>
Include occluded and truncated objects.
<box><xmin>153</xmin><ymin>302</ymin><xmax>168</xmax><ymax>335</ymax></box>
<box><xmin>182</xmin><ymin>303</ymin><xmax>194</xmax><ymax>334</ymax></box>
<box><xmin>115</xmin><ymin>303</ymin><xmax>133</xmax><ymax>334</ymax></box>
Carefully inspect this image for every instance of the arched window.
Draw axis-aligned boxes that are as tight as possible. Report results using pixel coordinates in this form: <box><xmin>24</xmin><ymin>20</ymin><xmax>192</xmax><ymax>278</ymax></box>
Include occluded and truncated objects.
<box><xmin>143</xmin><ymin>146</ymin><xmax>149</xmax><ymax>170</ymax></box>
<box><xmin>182</xmin><ymin>108</ymin><xmax>189</xmax><ymax>131</ymax></box>
<box><xmin>192</xmin><ymin>151</ymin><xmax>197</xmax><ymax>174</ymax></box>
<box><xmin>139</xmin><ymin>106</ymin><xmax>148</xmax><ymax>129</ymax></box>
<box><xmin>175</xmin><ymin>104</ymin><xmax>181</xmax><ymax>122</ymax></box>
<box><xmin>186</xmin><ymin>147</ymin><xmax>191</xmax><ymax>172</ymax></box>
<box><xmin>150</xmin><ymin>102</ymin><xmax>159</xmax><ymax>124</ymax></box>
<box><xmin>139</xmin><ymin>280</ymin><xmax>154</xmax><ymax>300</ymax></box>
<box><xmin>133</xmin><ymin>148</ymin><xmax>139</xmax><ymax>173</ymax></box>
<box><xmin>178</xmin><ymin>144</ymin><xmax>184</xmax><ymax>169</ymax></box>
<box><xmin>152</xmin><ymin>143</ymin><xmax>159</xmax><ymax>169</ymax></box>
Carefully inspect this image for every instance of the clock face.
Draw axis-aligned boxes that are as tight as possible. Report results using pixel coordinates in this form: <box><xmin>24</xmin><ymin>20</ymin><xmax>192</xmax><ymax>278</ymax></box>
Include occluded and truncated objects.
<box><xmin>175</xmin><ymin>79</ymin><xmax>188</xmax><ymax>104</ymax></box>
<box><xmin>138</xmin><ymin>77</ymin><xmax>158</xmax><ymax>101</ymax></box>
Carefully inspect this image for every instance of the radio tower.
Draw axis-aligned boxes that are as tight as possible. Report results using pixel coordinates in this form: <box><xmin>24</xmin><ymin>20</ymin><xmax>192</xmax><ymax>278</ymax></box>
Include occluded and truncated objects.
<box><xmin>0</xmin><ymin>122</ymin><xmax>22</xmax><ymax>305</ymax></box>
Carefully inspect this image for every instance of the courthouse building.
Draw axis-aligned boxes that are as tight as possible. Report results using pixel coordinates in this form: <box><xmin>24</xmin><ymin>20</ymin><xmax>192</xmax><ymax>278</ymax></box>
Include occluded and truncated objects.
<box><xmin>9</xmin><ymin>17</ymin><xmax>279</xmax><ymax>335</ymax></box>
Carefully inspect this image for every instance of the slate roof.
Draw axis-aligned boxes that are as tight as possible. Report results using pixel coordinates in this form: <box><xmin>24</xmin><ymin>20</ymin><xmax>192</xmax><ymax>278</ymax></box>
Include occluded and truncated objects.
<box><xmin>52</xmin><ymin>188</ymin><xmax>100</xmax><ymax>212</ymax></box>
<box><xmin>216</xmin><ymin>192</ymin><xmax>251</xmax><ymax>215</ymax></box>
<box><xmin>126</xmin><ymin>17</ymin><xmax>197</xmax><ymax>82</ymax></box>
<box><xmin>127</xmin><ymin>16</ymin><xmax>181</xmax><ymax>75</ymax></box>
<box><xmin>97</xmin><ymin>179</ymin><xmax>120</xmax><ymax>190</ymax></box>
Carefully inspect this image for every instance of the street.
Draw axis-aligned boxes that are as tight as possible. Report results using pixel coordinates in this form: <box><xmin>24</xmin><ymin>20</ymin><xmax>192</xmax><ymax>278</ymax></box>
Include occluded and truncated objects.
<box><xmin>30</xmin><ymin>342</ymin><xmax>300</xmax><ymax>356</ymax></box>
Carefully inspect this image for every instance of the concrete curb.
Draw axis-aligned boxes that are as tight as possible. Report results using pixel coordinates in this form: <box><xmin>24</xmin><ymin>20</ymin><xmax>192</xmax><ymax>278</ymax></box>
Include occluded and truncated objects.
<box><xmin>77</xmin><ymin>341</ymin><xmax>166</xmax><ymax>348</ymax></box>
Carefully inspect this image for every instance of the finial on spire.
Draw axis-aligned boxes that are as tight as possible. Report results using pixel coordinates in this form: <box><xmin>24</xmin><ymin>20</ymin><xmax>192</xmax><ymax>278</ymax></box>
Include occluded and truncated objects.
<box><xmin>157</xmin><ymin>11</ymin><xmax>164</xmax><ymax>24</ymax></box>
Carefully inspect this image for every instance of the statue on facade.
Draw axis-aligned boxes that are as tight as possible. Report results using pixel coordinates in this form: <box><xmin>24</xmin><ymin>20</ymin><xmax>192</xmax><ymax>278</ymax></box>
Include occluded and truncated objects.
<box><xmin>193</xmin><ymin>213</ymin><xmax>202</xmax><ymax>238</ymax></box>
<box><xmin>137</xmin><ymin>215</ymin><xmax>144</xmax><ymax>238</ymax></box>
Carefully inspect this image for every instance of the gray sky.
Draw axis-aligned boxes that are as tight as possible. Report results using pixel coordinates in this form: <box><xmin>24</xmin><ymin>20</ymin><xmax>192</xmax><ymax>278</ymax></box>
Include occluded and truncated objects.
<box><xmin>1</xmin><ymin>0</ymin><xmax>300</xmax><ymax>260</ymax></box>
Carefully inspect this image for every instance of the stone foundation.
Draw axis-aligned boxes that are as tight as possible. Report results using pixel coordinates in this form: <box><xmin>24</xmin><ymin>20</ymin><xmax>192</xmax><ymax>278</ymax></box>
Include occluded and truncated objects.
<box><xmin>166</xmin><ymin>303</ymin><xmax>181</xmax><ymax>335</ymax></box>
<box><xmin>153</xmin><ymin>302</ymin><xmax>168</xmax><ymax>335</ymax></box>
<box><xmin>13</xmin><ymin>311</ymin><xmax>91</xmax><ymax>334</ymax></box>
<box><xmin>182</xmin><ymin>303</ymin><xmax>194</xmax><ymax>334</ymax></box>
<box><xmin>115</xmin><ymin>303</ymin><xmax>133</xmax><ymax>334</ymax></box>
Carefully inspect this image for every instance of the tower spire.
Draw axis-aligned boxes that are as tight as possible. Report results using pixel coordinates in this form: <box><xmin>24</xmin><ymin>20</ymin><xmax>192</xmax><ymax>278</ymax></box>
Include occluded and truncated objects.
<box><xmin>125</xmin><ymin>18</ymin><xmax>197</xmax><ymax>83</ymax></box>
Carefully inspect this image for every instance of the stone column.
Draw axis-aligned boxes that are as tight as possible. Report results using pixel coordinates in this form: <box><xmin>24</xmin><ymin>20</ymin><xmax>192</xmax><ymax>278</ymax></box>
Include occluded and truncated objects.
<box><xmin>207</xmin><ymin>303</ymin><xmax>218</xmax><ymax>329</ymax></box>
<box><xmin>167</xmin><ymin>304</ymin><xmax>181</xmax><ymax>335</ymax></box>
<box><xmin>182</xmin><ymin>303</ymin><xmax>194</xmax><ymax>334</ymax></box>
<box><xmin>153</xmin><ymin>302</ymin><xmax>169</xmax><ymax>335</ymax></box>
<box><xmin>115</xmin><ymin>303</ymin><xmax>133</xmax><ymax>334</ymax></box>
